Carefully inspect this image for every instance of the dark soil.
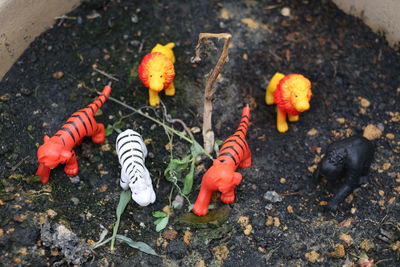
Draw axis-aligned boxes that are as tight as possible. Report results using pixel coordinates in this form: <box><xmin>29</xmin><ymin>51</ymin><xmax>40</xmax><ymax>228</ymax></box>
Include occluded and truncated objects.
<box><xmin>1</xmin><ymin>0</ymin><xmax>399</xmax><ymax>266</ymax></box>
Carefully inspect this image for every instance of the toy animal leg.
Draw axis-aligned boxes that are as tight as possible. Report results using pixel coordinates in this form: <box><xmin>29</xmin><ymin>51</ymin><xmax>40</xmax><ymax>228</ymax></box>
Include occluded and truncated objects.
<box><xmin>165</xmin><ymin>83</ymin><xmax>175</xmax><ymax>96</ymax></box>
<box><xmin>36</xmin><ymin>163</ymin><xmax>51</xmax><ymax>184</ymax></box>
<box><xmin>140</xmin><ymin>138</ymin><xmax>148</xmax><ymax>158</ymax></box>
<box><xmin>238</xmin><ymin>150</ymin><xmax>252</xmax><ymax>169</ymax></box>
<box><xmin>327</xmin><ymin>184</ymin><xmax>353</xmax><ymax>211</ymax></box>
<box><xmin>149</xmin><ymin>89</ymin><xmax>160</xmax><ymax>106</ymax></box>
<box><xmin>265</xmin><ymin>88</ymin><xmax>275</xmax><ymax>105</ymax></box>
<box><xmin>220</xmin><ymin>189</ymin><xmax>235</xmax><ymax>203</ymax></box>
<box><xmin>193</xmin><ymin>186</ymin><xmax>213</xmax><ymax>216</ymax></box>
<box><xmin>92</xmin><ymin>123</ymin><xmax>106</xmax><ymax>144</ymax></box>
<box><xmin>276</xmin><ymin>107</ymin><xmax>288</xmax><ymax>133</ymax></box>
<box><xmin>288</xmin><ymin>114</ymin><xmax>299</xmax><ymax>122</ymax></box>
<box><xmin>64</xmin><ymin>152</ymin><xmax>78</xmax><ymax>176</ymax></box>
<box><xmin>266</xmin><ymin>72</ymin><xmax>285</xmax><ymax>105</ymax></box>
<box><xmin>120</xmin><ymin>170</ymin><xmax>130</xmax><ymax>190</ymax></box>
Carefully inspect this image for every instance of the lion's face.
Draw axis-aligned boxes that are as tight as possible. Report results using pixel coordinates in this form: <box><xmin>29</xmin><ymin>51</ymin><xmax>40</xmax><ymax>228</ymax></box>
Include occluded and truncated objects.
<box><xmin>285</xmin><ymin>74</ymin><xmax>312</xmax><ymax>112</ymax></box>
<box><xmin>138</xmin><ymin>52</ymin><xmax>175</xmax><ymax>92</ymax></box>
<box><xmin>276</xmin><ymin>74</ymin><xmax>312</xmax><ymax>114</ymax></box>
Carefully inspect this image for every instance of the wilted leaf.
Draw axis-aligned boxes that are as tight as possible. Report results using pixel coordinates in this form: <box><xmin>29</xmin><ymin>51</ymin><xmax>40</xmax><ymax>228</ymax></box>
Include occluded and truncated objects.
<box><xmin>116</xmin><ymin>235</ymin><xmax>158</xmax><ymax>256</ymax></box>
<box><xmin>113</xmin><ymin>120</ymin><xmax>125</xmax><ymax>132</ymax></box>
<box><xmin>177</xmin><ymin>206</ymin><xmax>231</xmax><ymax>228</ymax></box>
<box><xmin>192</xmin><ymin>224</ymin><xmax>233</xmax><ymax>246</ymax></box>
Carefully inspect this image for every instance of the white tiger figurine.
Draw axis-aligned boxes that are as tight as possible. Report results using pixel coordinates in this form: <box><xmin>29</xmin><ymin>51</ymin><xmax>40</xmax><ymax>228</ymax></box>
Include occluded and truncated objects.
<box><xmin>116</xmin><ymin>129</ymin><xmax>156</xmax><ymax>206</ymax></box>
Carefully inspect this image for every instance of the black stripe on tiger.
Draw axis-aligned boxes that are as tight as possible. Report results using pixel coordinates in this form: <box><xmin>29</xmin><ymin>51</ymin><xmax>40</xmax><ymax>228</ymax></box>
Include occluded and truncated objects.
<box><xmin>123</xmin><ymin>155</ymin><xmax>132</xmax><ymax>166</ymax></box>
<box><xmin>93</xmin><ymin>101</ymin><xmax>100</xmax><ymax>109</ymax></box>
<box><xmin>219</xmin><ymin>152</ymin><xmax>237</xmax><ymax>165</ymax></box>
<box><xmin>238</xmin><ymin>121</ymin><xmax>248</xmax><ymax>130</ymax></box>
<box><xmin>119</xmin><ymin>149</ymin><xmax>130</xmax><ymax>161</ymax></box>
<box><xmin>65</xmin><ymin>121</ymin><xmax>81</xmax><ymax>138</ymax></box>
<box><xmin>71</xmin><ymin>114</ymin><xmax>88</xmax><ymax>135</ymax></box>
<box><xmin>119</xmin><ymin>140</ymin><xmax>141</xmax><ymax>151</ymax></box>
<box><xmin>223</xmin><ymin>139</ymin><xmax>245</xmax><ymax>153</ymax></box>
<box><xmin>233</xmin><ymin>134</ymin><xmax>248</xmax><ymax>148</ymax></box>
<box><xmin>54</xmin><ymin>134</ymin><xmax>66</xmax><ymax>146</ymax></box>
<box><xmin>116</xmin><ymin>133</ymin><xmax>141</xmax><ymax>147</ymax></box>
<box><xmin>77</xmin><ymin>110</ymin><xmax>93</xmax><ymax>131</ymax></box>
<box><xmin>60</xmin><ymin>127</ymin><xmax>76</xmax><ymax>142</ymax></box>
<box><xmin>220</xmin><ymin>145</ymin><xmax>239</xmax><ymax>157</ymax></box>
<box><xmin>98</xmin><ymin>94</ymin><xmax>106</xmax><ymax>104</ymax></box>
<box><xmin>134</xmin><ymin>160</ymin><xmax>144</xmax><ymax>168</ymax></box>
<box><xmin>235</xmin><ymin>128</ymin><xmax>246</xmax><ymax>135</ymax></box>
<box><xmin>88</xmin><ymin>106</ymin><xmax>95</xmax><ymax>115</ymax></box>
<box><xmin>125</xmin><ymin>162</ymin><xmax>132</xmax><ymax>174</ymax></box>
<box><xmin>122</xmin><ymin>154</ymin><xmax>144</xmax><ymax>166</ymax></box>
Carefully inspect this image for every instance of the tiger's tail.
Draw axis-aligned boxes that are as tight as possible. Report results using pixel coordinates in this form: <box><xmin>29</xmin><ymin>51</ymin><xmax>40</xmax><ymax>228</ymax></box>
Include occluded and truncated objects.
<box><xmin>86</xmin><ymin>81</ymin><xmax>112</xmax><ymax>115</ymax></box>
<box><xmin>235</xmin><ymin>104</ymin><xmax>250</xmax><ymax>139</ymax></box>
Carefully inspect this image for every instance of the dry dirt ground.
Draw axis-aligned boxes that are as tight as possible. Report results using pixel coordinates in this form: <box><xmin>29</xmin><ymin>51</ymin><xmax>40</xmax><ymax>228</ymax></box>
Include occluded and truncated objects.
<box><xmin>0</xmin><ymin>0</ymin><xmax>399</xmax><ymax>266</ymax></box>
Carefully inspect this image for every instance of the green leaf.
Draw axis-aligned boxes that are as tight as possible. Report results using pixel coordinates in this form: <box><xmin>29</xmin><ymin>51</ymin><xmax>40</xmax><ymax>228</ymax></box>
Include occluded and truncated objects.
<box><xmin>164</xmin><ymin>155</ymin><xmax>191</xmax><ymax>183</ymax></box>
<box><xmin>154</xmin><ymin>217</ymin><xmax>164</xmax><ymax>225</ymax></box>
<box><xmin>115</xmin><ymin>235</ymin><xmax>158</xmax><ymax>256</ymax></box>
<box><xmin>110</xmin><ymin>190</ymin><xmax>131</xmax><ymax>249</ymax></box>
<box><xmin>182</xmin><ymin>158</ymin><xmax>196</xmax><ymax>195</ymax></box>
<box><xmin>190</xmin><ymin>141</ymin><xmax>204</xmax><ymax>157</ymax></box>
<box><xmin>113</xmin><ymin>120</ymin><xmax>125</xmax><ymax>132</ymax></box>
<box><xmin>214</xmin><ymin>139</ymin><xmax>223</xmax><ymax>156</ymax></box>
<box><xmin>152</xmin><ymin>211</ymin><xmax>167</xmax><ymax>218</ymax></box>
<box><xmin>105</xmin><ymin>124</ymin><xmax>114</xmax><ymax>136</ymax></box>
<box><xmin>155</xmin><ymin>216</ymin><xmax>169</xmax><ymax>232</ymax></box>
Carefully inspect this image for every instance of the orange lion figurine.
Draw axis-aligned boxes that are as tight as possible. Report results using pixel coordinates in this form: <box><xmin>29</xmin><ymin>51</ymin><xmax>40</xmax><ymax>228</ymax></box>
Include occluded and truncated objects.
<box><xmin>265</xmin><ymin>73</ymin><xmax>312</xmax><ymax>133</ymax></box>
<box><xmin>193</xmin><ymin>105</ymin><xmax>252</xmax><ymax>216</ymax></box>
<box><xmin>138</xmin><ymin>42</ymin><xmax>176</xmax><ymax>106</ymax></box>
<box><xmin>36</xmin><ymin>82</ymin><xmax>112</xmax><ymax>184</ymax></box>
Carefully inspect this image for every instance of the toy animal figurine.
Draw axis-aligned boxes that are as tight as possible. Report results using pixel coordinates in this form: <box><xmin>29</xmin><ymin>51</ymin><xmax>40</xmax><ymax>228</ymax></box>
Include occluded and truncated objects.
<box><xmin>193</xmin><ymin>104</ymin><xmax>252</xmax><ymax>216</ymax></box>
<box><xmin>138</xmin><ymin>42</ymin><xmax>176</xmax><ymax>107</ymax></box>
<box><xmin>116</xmin><ymin>129</ymin><xmax>156</xmax><ymax>206</ymax></box>
<box><xmin>36</xmin><ymin>82</ymin><xmax>112</xmax><ymax>184</ymax></box>
<box><xmin>265</xmin><ymin>72</ymin><xmax>312</xmax><ymax>133</ymax></box>
<box><xmin>314</xmin><ymin>136</ymin><xmax>375</xmax><ymax>211</ymax></box>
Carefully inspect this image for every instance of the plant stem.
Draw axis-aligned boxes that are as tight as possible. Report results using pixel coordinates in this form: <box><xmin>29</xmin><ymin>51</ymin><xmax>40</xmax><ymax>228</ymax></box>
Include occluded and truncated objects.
<box><xmin>98</xmin><ymin>92</ymin><xmax>213</xmax><ymax>159</ymax></box>
<box><xmin>191</xmin><ymin>33</ymin><xmax>232</xmax><ymax>154</ymax></box>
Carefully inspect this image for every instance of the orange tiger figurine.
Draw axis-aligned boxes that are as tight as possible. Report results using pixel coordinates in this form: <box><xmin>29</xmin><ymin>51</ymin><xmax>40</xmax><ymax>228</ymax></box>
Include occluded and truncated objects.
<box><xmin>36</xmin><ymin>82</ymin><xmax>112</xmax><ymax>184</ymax></box>
<box><xmin>193</xmin><ymin>104</ymin><xmax>252</xmax><ymax>216</ymax></box>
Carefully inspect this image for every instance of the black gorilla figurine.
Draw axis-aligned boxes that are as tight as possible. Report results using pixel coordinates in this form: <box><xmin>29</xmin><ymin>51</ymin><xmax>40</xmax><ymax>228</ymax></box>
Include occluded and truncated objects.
<box><xmin>314</xmin><ymin>136</ymin><xmax>374</xmax><ymax>211</ymax></box>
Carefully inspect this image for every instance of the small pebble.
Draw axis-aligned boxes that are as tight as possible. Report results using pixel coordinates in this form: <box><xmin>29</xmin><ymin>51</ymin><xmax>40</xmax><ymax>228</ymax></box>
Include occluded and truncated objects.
<box><xmin>52</xmin><ymin>71</ymin><xmax>64</xmax><ymax>79</ymax></box>
<box><xmin>281</xmin><ymin>7</ymin><xmax>291</xmax><ymax>17</ymax></box>
<box><xmin>130</xmin><ymin>40</ymin><xmax>141</xmax><ymax>47</ymax></box>
<box><xmin>263</xmin><ymin>191</ymin><xmax>282</xmax><ymax>202</ymax></box>
<box><xmin>70</xmin><ymin>176</ymin><xmax>80</xmax><ymax>184</ymax></box>
<box><xmin>131</xmin><ymin>15</ymin><xmax>138</xmax><ymax>23</ymax></box>
<box><xmin>71</xmin><ymin>197</ymin><xmax>79</xmax><ymax>205</ymax></box>
<box><xmin>265</xmin><ymin>204</ymin><xmax>273</xmax><ymax>211</ymax></box>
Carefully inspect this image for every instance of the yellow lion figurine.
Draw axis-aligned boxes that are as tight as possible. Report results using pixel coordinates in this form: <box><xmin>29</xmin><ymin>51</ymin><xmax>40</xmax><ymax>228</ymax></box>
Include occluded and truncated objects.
<box><xmin>266</xmin><ymin>72</ymin><xmax>312</xmax><ymax>133</ymax></box>
<box><xmin>138</xmin><ymin>42</ymin><xmax>176</xmax><ymax>106</ymax></box>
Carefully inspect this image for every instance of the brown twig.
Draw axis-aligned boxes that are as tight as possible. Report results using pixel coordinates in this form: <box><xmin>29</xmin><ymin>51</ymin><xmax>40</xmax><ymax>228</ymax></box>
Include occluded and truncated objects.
<box><xmin>92</xmin><ymin>65</ymin><xmax>119</xmax><ymax>81</ymax></box>
<box><xmin>191</xmin><ymin>33</ymin><xmax>232</xmax><ymax>154</ymax></box>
